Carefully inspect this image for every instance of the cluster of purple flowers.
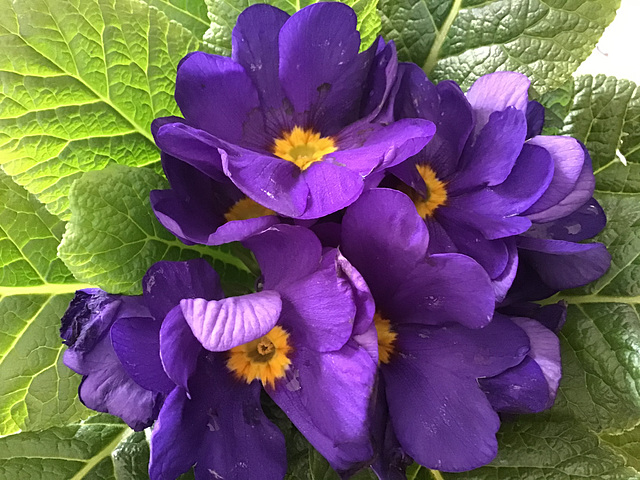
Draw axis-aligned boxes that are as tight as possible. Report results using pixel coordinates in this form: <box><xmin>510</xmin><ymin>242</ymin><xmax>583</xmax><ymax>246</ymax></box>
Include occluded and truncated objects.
<box><xmin>60</xmin><ymin>3</ymin><xmax>611</xmax><ymax>479</ymax></box>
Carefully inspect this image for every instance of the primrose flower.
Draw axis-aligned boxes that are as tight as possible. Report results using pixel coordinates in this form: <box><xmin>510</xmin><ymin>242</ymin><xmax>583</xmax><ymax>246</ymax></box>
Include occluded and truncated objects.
<box><xmin>388</xmin><ymin>68</ymin><xmax>609</xmax><ymax>299</ymax></box>
<box><xmin>162</xmin><ymin>225</ymin><xmax>378</xmax><ymax>476</ymax></box>
<box><xmin>150</xmin><ymin>152</ymin><xmax>279</xmax><ymax>246</ymax></box>
<box><xmin>152</xmin><ymin>2</ymin><xmax>435</xmax><ymax>221</ymax></box>
<box><xmin>480</xmin><ymin>302</ymin><xmax>565</xmax><ymax>414</ymax></box>
<box><xmin>60</xmin><ymin>289</ymin><xmax>164</xmax><ymax>430</ymax></box>
<box><xmin>340</xmin><ymin>188</ymin><xmax>533</xmax><ymax>473</ymax></box>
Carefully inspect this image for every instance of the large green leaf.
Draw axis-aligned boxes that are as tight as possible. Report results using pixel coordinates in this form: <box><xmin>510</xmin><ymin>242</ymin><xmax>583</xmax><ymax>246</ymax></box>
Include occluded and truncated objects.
<box><xmin>0</xmin><ymin>414</ymin><xmax>150</xmax><ymax>479</ymax></box>
<box><xmin>202</xmin><ymin>0</ymin><xmax>381</xmax><ymax>56</ymax></box>
<box><xmin>378</xmin><ymin>0</ymin><xmax>620</xmax><ymax>94</ymax></box>
<box><xmin>58</xmin><ymin>164</ymin><xmax>255</xmax><ymax>295</ymax></box>
<box><xmin>0</xmin><ymin>170</ymin><xmax>91</xmax><ymax>437</ymax></box>
<box><xmin>146</xmin><ymin>0</ymin><xmax>210</xmax><ymax>37</ymax></box>
<box><xmin>0</xmin><ymin>0</ymin><xmax>199</xmax><ymax>219</ymax></box>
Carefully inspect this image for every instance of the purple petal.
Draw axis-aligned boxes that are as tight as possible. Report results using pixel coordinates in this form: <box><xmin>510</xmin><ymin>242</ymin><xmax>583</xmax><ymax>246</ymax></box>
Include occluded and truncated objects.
<box><xmin>175</xmin><ymin>52</ymin><xmax>263</xmax><ymax>145</ymax></box>
<box><xmin>524</xmin><ymin>136</ymin><xmax>586</xmax><ymax>215</ymax></box>
<box><xmin>360</xmin><ymin>39</ymin><xmax>398</xmax><ymax>121</ymax></box>
<box><xmin>150</xmin><ymin>355</ymin><xmax>286</xmax><ymax>480</ymax></box>
<box><xmin>389</xmin><ymin>253</ymin><xmax>495</xmax><ymax>329</ymax></box>
<box><xmin>335</xmin><ymin>252</ymin><xmax>375</xmax><ymax>336</ymax></box>
<box><xmin>222</xmin><ymin>150</ymin><xmax>309</xmax><ymax>218</ymax></box>
<box><xmin>232</xmin><ymin>4</ymin><xmax>289</xmax><ymax>114</ymax></box>
<box><xmin>436</xmin><ymin>213</ymin><xmax>510</xmax><ymax>279</ymax></box>
<box><xmin>480</xmin><ymin>317</ymin><xmax>561</xmax><ymax>413</ymax></box>
<box><xmin>382</xmin><ymin>318</ymin><xmax>529</xmax><ymax>470</ymax></box>
<box><xmin>160</xmin><ymin>306</ymin><xmax>202</xmax><ymax>392</ymax></box>
<box><xmin>393</xmin><ymin>64</ymin><xmax>473</xmax><ymax>179</ymax></box>
<box><xmin>526</xmin><ymin>100</ymin><xmax>545</xmax><ymax>139</ymax></box>
<box><xmin>268</xmin><ymin>341</ymin><xmax>377</xmax><ymax>473</ymax></box>
<box><xmin>333</xmin><ymin>118</ymin><xmax>436</xmax><ymax>174</ymax></box>
<box><xmin>152</xmin><ymin>121</ymin><xmax>226</xmax><ymax>181</ymax></box>
<box><xmin>525</xmin><ymin>197</ymin><xmax>607</xmax><ymax>242</ymax></box>
<box><xmin>341</xmin><ymin>188</ymin><xmax>429</xmax><ymax>303</ymax></box>
<box><xmin>243</xmin><ymin>224</ymin><xmax>323</xmax><ymax>291</ymax></box>
<box><xmin>278</xmin><ymin>3</ymin><xmax>371</xmax><ymax>134</ymax></box>
<box><xmin>111</xmin><ymin>317</ymin><xmax>174</xmax><ymax>393</ymax></box>
<box><xmin>499</xmin><ymin>301</ymin><xmax>567</xmax><ymax>333</ymax></box>
<box><xmin>181</xmin><ymin>290</ymin><xmax>282</xmax><ymax>351</ymax></box>
<box><xmin>76</xmin><ymin>330</ymin><xmax>161</xmax><ymax>431</ymax></box>
<box><xmin>449</xmin><ymin>107</ymin><xmax>527</xmax><ymax>193</ymax></box>
<box><xmin>438</xmin><ymin>205</ymin><xmax>532</xmax><ymax>240</ymax></box>
<box><xmin>142</xmin><ymin>259</ymin><xmax>224</xmax><ymax>322</ymax></box>
<box><xmin>491</xmin><ymin>237</ymin><xmax>519</xmax><ymax>302</ymax></box>
<box><xmin>278</xmin><ymin>249</ymin><xmax>361</xmax><ymax>352</ymax></box>
<box><xmin>518</xmin><ymin>237</ymin><xmax>611</xmax><ymax>290</ymax></box>
<box><xmin>451</xmin><ymin>143</ymin><xmax>554</xmax><ymax>217</ymax></box>
<box><xmin>466</xmin><ymin>72</ymin><xmax>530</xmax><ymax>134</ymax></box>
<box><xmin>526</xmin><ymin>145</ymin><xmax>596</xmax><ymax>223</ymax></box>
<box><xmin>296</xmin><ymin>161</ymin><xmax>364</xmax><ymax>220</ymax></box>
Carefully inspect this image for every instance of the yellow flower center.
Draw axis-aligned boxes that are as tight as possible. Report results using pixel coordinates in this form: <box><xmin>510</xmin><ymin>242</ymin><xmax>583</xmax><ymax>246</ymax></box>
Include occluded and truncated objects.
<box><xmin>226</xmin><ymin>326</ymin><xmax>292</xmax><ymax>389</ymax></box>
<box><xmin>272</xmin><ymin>126</ymin><xmax>337</xmax><ymax>170</ymax></box>
<box><xmin>224</xmin><ymin>197</ymin><xmax>275</xmax><ymax>222</ymax></box>
<box><xmin>374</xmin><ymin>312</ymin><xmax>397</xmax><ymax>365</ymax></box>
<box><xmin>400</xmin><ymin>164</ymin><xmax>448</xmax><ymax>218</ymax></box>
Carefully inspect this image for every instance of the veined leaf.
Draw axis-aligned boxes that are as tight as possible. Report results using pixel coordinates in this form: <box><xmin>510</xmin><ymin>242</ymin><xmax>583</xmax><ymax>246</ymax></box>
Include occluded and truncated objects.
<box><xmin>0</xmin><ymin>171</ymin><xmax>90</xmax><ymax>436</ymax></box>
<box><xmin>378</xmin><ymin>0</ymin><xmax>620</xmax><ymax>94</ymax></box>
<box><xmin>202</xmin><ymin>0</ymin><xmax>381</xmax><ymax>56</ymax></box>
<box><xmin>145</xmin><ymin>0</ymin><xmax>210</xmax><ymax>37</ymax></box>
<box><xmin>58</xmin><ymin>164</ymin><xmax>255</xmax><ymax>295</ymax></box>
<box><xmin>0</xmin><ymin>414</ymin><xmax>149</xmax><ymax>479</ymax></box>
<box><xmin>0</xmin><ymin>0</ymin><xmax>199</xmax><ymax>219</ymax></box>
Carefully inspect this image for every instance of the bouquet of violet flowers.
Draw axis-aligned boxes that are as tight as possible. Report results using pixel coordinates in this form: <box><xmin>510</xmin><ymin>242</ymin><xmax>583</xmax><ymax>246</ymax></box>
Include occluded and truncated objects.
<box><xmin>0</xmin><ymin>0</ymin><xmax>637</xmax><ymax>479</ymax></box>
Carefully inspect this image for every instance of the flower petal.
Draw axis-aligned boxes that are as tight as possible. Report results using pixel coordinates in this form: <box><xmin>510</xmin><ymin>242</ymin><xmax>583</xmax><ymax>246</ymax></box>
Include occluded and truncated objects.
<box><xmin>466</xmin><ymin>72</ymin><xmax>530</xmax><ymax>134</ymax></box>
<box><xmin>449</xmin><ymin>107</ymin><xmax>527</xmax><ymax>193</ymax></box>
<box><xmin>149</xmin><ymin>355</ymin><xmax>286</xmax><ymax>480</ymax></box>
<box><xmin>518</xmin><ymin>237</ymin><xmax>611</xmax><ymax>290</ymax></box>
<box><xmin>332</xmin><ymin>117</ymin><xmax>436</xmax><ymax>174</ymax></box>
<box><xmin>526</xmin><ymin>100</ymin><xmax>545</xmax><ymax>139</ymax></box>
<box><xmin>175</xmin><ymin>52</ymin><xmax>263</xmax><ymax>144</ymax></box>
<box><xmin>181</xmin><ymin>290</ymin><xmax>282</xmax><ymax>351</ymax></box>
<box><xmin>243</xmin><ymin>224</ymin><xmax>323</xmax><ymax>290</ymax></box>
<box><xmin>268</xmin><ymin>340</ymin><xmax>377</xmax><ymax>474</ymax></box>
<box><xmin>341</xmin><ymin>188</ymin><xmax>429</xmax><ymax>303</ymax></box>
<box><xmin>142</xmin><ymin>259</ymin><xmax>225</xmax><ymax>323</ymax></box>
<box><xmin>525</xmin><ymin>197</ymin><xmax>607</xmax><ymax>242</ymax></box>
<box><xmin>110</xmin><ymin>316</ymin><xmax>174</xmax><ymax>393</ymax></box>
<box><xmin>160</xmin><ymin>306</ymin><xmax>202</xmax><ymax>392</ymax></box>
<box><xmin>278</xmin><ymin>3</ymin><xmax>370</xmax><ymax>134</ymax></box>
<box><xmin>389</xmin><ymin>253</ymin><xmax>495</xmax><ymax>329</ymax></box>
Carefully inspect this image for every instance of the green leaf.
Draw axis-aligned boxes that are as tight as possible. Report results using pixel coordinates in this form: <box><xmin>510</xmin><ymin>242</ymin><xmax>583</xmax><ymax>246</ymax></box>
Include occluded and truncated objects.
<box><xmin>202</xmin><ymin>0</ymin><xmax>381</xmax><ymax>56</ymax></box>
<box><xmin>0</xmin><ymin>170</ymin><xmax>91</xmax><ymax>437</ymax></box>
<box><xmin>58</xmin><ymin>164</ymin><xmax>254</xmax><ymax>295</ymax></box>
<box><xmin>378</xmin><ymin>0</ymin><xmax>620</xmax><ymax>94</ymax></box>
<box><xmin>145</xmin><ymin>0</ymin><xmax>210</xmax><ymax>38</ymax></box>
<box><xmin>0</xmin><ymin>414</ymin><xmax>151</xmax><ymax>479</ymax></box>
<box><xmin>411</xmin><ymin>75</ymin><xmax>640</xmax><ymax>479</ymax></box>
<box><xmin>0</xmin><ymin>0</ymin><xmax>199</xmax><ymax>219</ymax></box>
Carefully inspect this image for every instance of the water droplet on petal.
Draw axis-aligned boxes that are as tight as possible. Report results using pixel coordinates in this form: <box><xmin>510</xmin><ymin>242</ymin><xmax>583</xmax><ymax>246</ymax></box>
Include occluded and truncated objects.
<box><xmin>285</xmin><ymin>369</ymin><xmax>301</xmax><ymax>392</ymax></box>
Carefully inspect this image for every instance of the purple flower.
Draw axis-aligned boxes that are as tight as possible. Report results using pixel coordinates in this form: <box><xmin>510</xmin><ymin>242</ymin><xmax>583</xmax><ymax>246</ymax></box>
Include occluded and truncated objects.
<box><xmin>62</xmin><ymin>259</ymin><xmax>289</xmax><ymax>479</ymax></box>
<box><xmin>170</xmin><ymin>224</ymin><xmax>378</xmax><ymax>475</ymax></box>
<box><xmin>480</xmin><ymin>302</ymin><xmax>565</xmax><ymax>414</ymax></box>
<box><xmin>150</xmin><ymin>152</ymin><xmax>280</xmax><ymax>245</ymax></box>
<box><xmin>340</xmin><ymin>188</ymin><xmax>532</xmax><ymax>473</ymax></box>
<box><xmin>152</xmin><ymin>3</ymin><xmax>435</xmax><ymax>222</ymax></box>
<box><xmin>388</xmin><ymin>68</ymin><xmax>609</xmax><ymax>299</ymax></box>
<box><xmin>60</xmin><ymin>289</ymin><xmax>163</xmax><ymax>430</ymax></box>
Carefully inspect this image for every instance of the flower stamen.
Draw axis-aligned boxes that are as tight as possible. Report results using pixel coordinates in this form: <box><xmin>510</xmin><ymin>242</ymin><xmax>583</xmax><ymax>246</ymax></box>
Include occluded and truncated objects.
<box><xmin>272</xmin><ymin>126</ymin><xmax>337</xmax><ymax>170</ymax></box>
<box><xmin>227</xmin><ymin>326</ymin><xmax>292</xmax><ymax>389</ymax></box>
<box><xmin>374</xmin><ymin>312</ymin><xmax>397</xmax><ymax>365</ymax></box>
<box><xmin>400</xmin><ymin>164</ymin><xmax>448</xmax><ymax>218</ymax></box>
<box><xmin>224</xmin><ymin>197</ymin><xmax>275</xmax><ymax>222</ymax></box>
